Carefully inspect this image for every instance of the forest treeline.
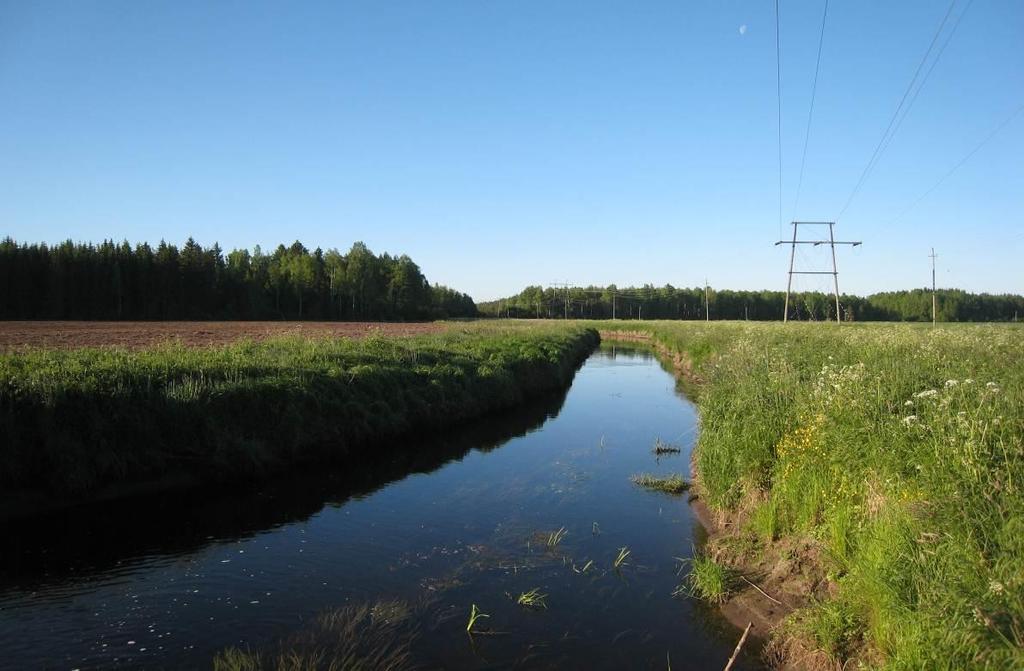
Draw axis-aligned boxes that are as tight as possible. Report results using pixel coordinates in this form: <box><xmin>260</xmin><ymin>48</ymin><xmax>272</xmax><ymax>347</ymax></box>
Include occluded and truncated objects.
<box><xmin>478</xmin><ymin>285</ymin><xmax>1024</xmax><ymax>322</ymax></box>
<box><xmin>0</xmin><ymin>238</ymin><xmax>476</xmax><ymax>321</ymax></box>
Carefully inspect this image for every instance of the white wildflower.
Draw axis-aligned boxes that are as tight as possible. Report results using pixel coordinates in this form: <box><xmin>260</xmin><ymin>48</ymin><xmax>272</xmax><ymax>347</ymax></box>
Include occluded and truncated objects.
<box><xmin>944</xmin><ymin>379</ymin><xmax>959</xmax><ymax>388</ymax></box>
<box><xmin>904</xmin><ymin>400</ymin><xmax>914</xmax><ymax>407</ymax></box>
<box><xmin>986</xmin><ymin>382</ymin><xmax>1001</xmax><ymax>394</ymax></box>
<box><xmin>915</xmin><ymin>389</ymin><xmax>939</xmax><ymax>399</ymax></box>
<box><xmin>964</xmin><ymin>378</ymin><xmax>975</xmax><ymax>385</ymax></box>
<box><xmin>902</xmin><ymin>415</ymin><xmax>918</xmax><ymax>426</ymax></box>
<box><xmin>989</xmin><ymin>580</ymin><xmax>1004</xmax><ymax>595</ymax></box>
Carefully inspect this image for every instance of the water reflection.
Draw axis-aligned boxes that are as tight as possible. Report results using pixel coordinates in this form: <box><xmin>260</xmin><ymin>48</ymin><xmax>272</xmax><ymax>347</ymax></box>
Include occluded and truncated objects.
<box><xmin>0</xmin><ymin>388</ymin><xmax>569</xmax><ymax>590</ymax></box>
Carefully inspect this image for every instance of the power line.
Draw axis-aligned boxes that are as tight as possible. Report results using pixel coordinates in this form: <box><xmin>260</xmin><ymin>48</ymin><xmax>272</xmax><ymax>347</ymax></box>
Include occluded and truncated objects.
<box><xmin>791</xmin><ymin>0</ymin><xmax>830</xmax><ymax>220</ymax></box>
<box><xmin>775</xmin><ymin>0</ymin><xmax>783</xmax><ymax>241</ymax></box>
<box><xmin>876</xmin><ymin>0</ymin><xmax>976</xmax><ymax>168</ymax></box>
<box><xmin>888</xmin><ymin>102</ymin><xmax>1024</xmax><ymax>225</ymax></box>
<box><xmin>836</xmin><ymin>0</ymin><xmax>958</xmax><ymax>221</ymax></box>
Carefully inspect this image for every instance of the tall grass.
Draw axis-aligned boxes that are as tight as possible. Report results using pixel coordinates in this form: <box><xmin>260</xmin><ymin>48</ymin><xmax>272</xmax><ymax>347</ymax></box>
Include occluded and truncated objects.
<box><xmin>0</xmin><ymin>323</ymin><xmax>598</xmax><ymax>498</ymax></box>
<box><xmin>603</xmin><ymin>321</ymin><xmax>1024</xmax><ymax>669</ymax></box>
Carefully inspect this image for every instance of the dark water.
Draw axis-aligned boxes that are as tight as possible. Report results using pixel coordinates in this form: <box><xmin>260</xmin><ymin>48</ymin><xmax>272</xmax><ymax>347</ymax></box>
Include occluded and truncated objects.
<box><xmin>0</xmin><ymin>346</ymin><xmax>761</xmax><ymax>670</ymax></box>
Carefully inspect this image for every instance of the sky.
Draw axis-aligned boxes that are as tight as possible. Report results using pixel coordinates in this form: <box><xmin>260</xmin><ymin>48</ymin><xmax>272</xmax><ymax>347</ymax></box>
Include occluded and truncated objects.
<box><xmin>1</xmin><ymin>0</ymin><xmax>1022</xmax><ymax>301</ymax></box>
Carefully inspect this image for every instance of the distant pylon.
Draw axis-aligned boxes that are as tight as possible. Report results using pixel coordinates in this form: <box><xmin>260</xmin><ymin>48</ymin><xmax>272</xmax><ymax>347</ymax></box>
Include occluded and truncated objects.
<box><xmin>775</xmin><ymin>222</ymin><xmax>862</xmax><ymax>323</ymax></box>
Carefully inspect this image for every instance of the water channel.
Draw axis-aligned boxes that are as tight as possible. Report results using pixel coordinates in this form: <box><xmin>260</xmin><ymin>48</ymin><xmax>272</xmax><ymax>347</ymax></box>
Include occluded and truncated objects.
<box><xmin>0</xmin><ymin>345</ymin><xmax>762</xmax><ymax>670</ymax></box>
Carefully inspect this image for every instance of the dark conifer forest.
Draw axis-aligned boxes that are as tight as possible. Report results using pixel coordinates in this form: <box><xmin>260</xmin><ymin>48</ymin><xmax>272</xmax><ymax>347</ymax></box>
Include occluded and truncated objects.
<box><xmin>0</xmin><ymin>238</ymin><xmax>477</xmax><ymax>320</ymax></box>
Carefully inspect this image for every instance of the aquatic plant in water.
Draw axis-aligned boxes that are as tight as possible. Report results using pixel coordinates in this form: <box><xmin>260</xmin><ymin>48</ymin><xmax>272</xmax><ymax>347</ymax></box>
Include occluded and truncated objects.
<box><xmin>630</xmin><ymin>473</ymin><xmax>690</xmax><ymax>494</ymax></box>
<box><xmin>546</xmin><ymin>526</ymin><xmax>567</xmax><ymax>549</ymax></box>
<box><xmin>516</xmin><ymin>588</ymin><xmax>548</xmax><ymax>609</ymax></box>
<box><xmin>466</xmin><ymin>604</ymin><xmax>490</xmax><ymax>633</ymax></box>
<box><xmin>652</xmin><ymin>438</ymin><xmax>681</xmax><ymax>455</ymax></box>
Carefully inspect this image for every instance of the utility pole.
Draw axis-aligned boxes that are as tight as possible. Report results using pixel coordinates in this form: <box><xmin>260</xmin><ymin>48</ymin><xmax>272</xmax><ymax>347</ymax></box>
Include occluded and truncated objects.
<box><xmin>550</xmin><ymin>281</ymin><xmax>571</xmax><ymax>320</ymax></box>
<box><xmin>929</xmin><ymin>248</ymin><xmax>938</xmax><ymax>326</ymax></box>
<box><xmin>776</xmin><ymin>222</ymin><xmax>862</xmax><ymax>324</ymax></box>
<box><xmin>638</xmin><ymin>304</ymin><xmax>642</xmax><ymax>321</ymax></box>
<box><xmin>704</xmin><ymin>278</ymin><xmax>709</xmax><ymax>322</ymax></box>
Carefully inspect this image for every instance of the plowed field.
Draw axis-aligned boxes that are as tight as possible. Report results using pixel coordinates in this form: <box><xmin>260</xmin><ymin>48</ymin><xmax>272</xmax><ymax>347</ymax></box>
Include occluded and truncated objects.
<box><xmin>0</xmin><ymin>321</ymin><xmax>444</xmax><ymax>351</ymax></box>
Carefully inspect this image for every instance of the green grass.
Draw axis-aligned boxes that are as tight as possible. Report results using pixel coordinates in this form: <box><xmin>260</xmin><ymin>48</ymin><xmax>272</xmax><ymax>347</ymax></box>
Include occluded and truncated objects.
<box><xmin>602</xmin><ymin>321</ymin><xmax>1024</xmax><ymax>669</ymax></box>
<box><xmin>677</xmin><ymin>554</ymin><xmax>736</xmax><ymax>604</ymax></box>
<box><xmin>516</xmin><ymin>588</ymin><xmax>548</xmax><ymax>609</ymax></box>
<box><xmin>0</xmin><ymin>323</ymin><xmax>598</xmax><ymax>498</ymax></box>
<box><xmin>630</xmin><ymin>472</ymin><xmax>690</xmax><ymax>494</ymax></box>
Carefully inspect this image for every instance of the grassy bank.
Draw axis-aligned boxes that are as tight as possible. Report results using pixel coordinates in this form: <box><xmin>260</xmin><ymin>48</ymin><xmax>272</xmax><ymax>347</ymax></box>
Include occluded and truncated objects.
<box><xmin>0</xmin><ymin>323</ymin><xmax>597</xmax><ymax>501</ymax></box>
<box><xmin>601</xmin><ymin>321</ymin><xmax>1023</xmax><ymax>669</ymax></box>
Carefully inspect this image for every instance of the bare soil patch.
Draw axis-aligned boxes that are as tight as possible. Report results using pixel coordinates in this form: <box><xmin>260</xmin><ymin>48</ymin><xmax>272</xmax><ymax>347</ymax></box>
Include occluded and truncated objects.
<box><xmin>0</xmin><ymin>321</ymin><xmax>444</xmax><ymax>351</ymax></box>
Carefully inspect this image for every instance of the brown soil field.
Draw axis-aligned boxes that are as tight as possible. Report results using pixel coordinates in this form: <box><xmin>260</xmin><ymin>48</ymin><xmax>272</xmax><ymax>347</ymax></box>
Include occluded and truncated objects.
<box><xmin>0</xmin><ymin>321</ymin><xmax>445</xmax><ymax>351</ymax></box>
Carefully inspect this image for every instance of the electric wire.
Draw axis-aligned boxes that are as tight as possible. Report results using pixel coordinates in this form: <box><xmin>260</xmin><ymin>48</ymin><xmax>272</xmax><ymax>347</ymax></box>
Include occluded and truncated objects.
<box><xmin>791</xmin><ymin>0</ymin><xmax>830</xmax><ymax>220</ymax></box>
<box><xmin>836</xmin><ymin>0</ymin><xmax>958</xmax><ymax>221</ymax></box>
<box><xmin>876</xmin><ymin>0</ymin><xmax>976</xmax><ymax>168</ymax></box>
<box><xmin>888</xmin><ymin>102</ymin><xmax>1024</xmax><ymax>225</ymax></box>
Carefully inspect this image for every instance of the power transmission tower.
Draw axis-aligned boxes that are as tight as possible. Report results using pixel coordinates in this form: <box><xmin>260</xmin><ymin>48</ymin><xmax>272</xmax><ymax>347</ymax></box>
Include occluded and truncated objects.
<box><xmin>929</xmin><ymin>248</ymin><xmax>938</xmax><ymax>326</ymax></box>
<box><xmin>775</xmin><ymin>222</ymin><xmax>862</xmax><ymax>323</ymax></box>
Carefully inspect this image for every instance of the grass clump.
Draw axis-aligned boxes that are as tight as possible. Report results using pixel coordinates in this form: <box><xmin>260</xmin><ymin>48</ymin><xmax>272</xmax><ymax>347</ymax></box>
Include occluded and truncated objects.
<box><xmin>676</xmin><ymin>554</ymin><xmax>735</xmax><ymax>604</ymax></box>
<box><xmin>630</xmin><ymin>473</ymin><xmax>690</xmax><ymax>494</ymax></box>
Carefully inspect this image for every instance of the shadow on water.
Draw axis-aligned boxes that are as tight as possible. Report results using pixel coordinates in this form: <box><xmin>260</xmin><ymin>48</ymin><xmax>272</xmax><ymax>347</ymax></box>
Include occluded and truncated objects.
<box><xmin>0</xmin><ymin>387</ymin><xmax>570</xmax><ymax>590</ymax></box>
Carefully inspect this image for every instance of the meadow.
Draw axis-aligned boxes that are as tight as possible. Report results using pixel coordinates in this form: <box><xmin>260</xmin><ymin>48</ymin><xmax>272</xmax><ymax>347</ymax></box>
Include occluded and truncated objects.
<box><xmin>602</xmin><ymin>320</ymin><xmax>1024</xmax><ymax>669</ymax></box>
<box><xmin>0</xmin><ymin>322</ymin><xmax>597</xmax><ymax>503</ymax></box>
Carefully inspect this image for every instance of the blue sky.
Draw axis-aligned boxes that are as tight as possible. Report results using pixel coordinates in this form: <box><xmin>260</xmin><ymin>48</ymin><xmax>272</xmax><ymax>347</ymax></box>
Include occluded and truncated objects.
<box><xmin>1</xmin><ymin>1</ymin><xmax>1021</xmax><ymax>301</ymax></box>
